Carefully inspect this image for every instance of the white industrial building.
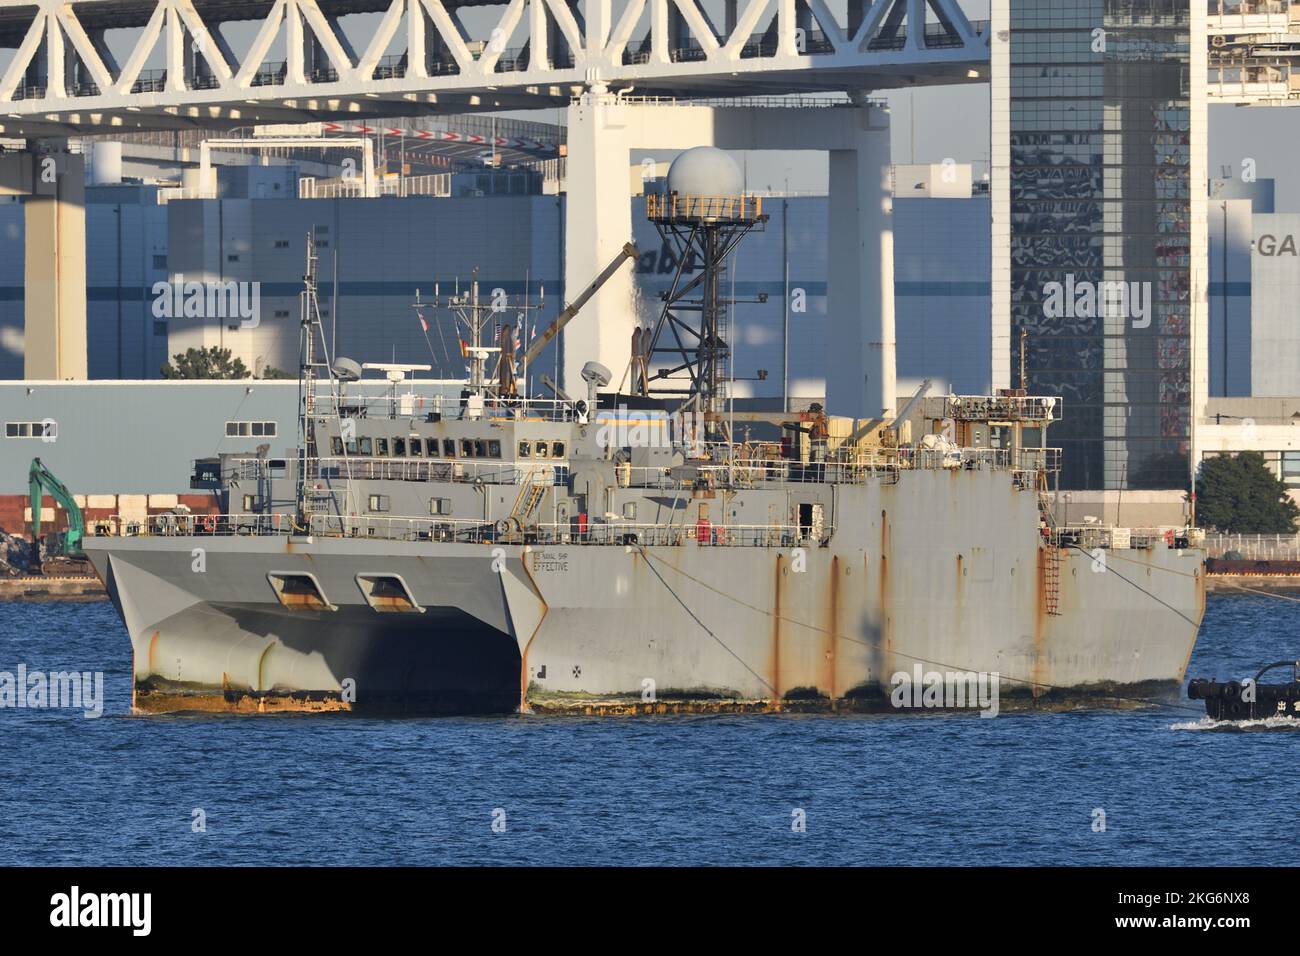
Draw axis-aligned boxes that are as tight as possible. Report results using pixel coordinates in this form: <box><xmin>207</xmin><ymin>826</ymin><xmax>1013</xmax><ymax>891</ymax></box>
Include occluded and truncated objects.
<box><xmin>0</xmin><ymin>147</ymin><xmax>995</xmax><ymax>404</ymax></box>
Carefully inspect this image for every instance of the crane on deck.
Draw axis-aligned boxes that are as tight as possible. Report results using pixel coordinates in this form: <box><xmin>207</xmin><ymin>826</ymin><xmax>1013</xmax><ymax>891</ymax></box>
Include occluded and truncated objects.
<box><xmin>498</xmin><ymin>241</ymin><xmax>640</xmax><ymax>397</ymax></box>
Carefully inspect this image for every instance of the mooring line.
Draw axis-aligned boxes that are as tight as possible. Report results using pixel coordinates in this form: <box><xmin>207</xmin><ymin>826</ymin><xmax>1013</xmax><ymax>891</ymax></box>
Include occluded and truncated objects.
<box><xmin>1211</xmin><ymin>578</ymin><xmax>1300</xmax><ymax>603</ymax></box>
<box><xmin>1064</xmin><ymin>545</ymin><xmax>1204</xmax><ymax>631</ymax></box>
<box><xmin>635</xmin><ymin>545</ymin><xmax>777</xmax><ymax>695</ymax></box>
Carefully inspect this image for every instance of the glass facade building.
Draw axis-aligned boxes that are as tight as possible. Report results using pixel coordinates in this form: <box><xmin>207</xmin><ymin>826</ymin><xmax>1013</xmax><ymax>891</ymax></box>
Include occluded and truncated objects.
<box><xmin>1005</xmin><ymin>0</ymin><xmax>1194</xmax><ymax>489</ymax></box>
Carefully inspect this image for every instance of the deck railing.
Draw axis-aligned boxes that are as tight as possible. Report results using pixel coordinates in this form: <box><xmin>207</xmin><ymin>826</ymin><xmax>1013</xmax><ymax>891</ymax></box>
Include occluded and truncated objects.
<box><xmin>91</xmin><ymin>512</ymin><xmax>830</xmax><ymax>548</ymax></box>
<box><xmin>1051</xmin><ymin>525</ymin><xmax>1203</xmax><ymax>551</ymax></box>
<box><xmin>224</xmin><ymin>444</ymin><xmax>1059</xmax><ymax>489</ymax></box>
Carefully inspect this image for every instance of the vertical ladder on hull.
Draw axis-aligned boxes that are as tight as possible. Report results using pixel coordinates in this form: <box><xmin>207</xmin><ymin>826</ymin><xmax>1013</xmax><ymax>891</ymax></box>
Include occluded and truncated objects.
<box><xmin>1037</xmin><ymin>471</ymin><xmax>1061</xmax><ymax>615</ymax></box>
<box><xmin>1043</xmin><ymin>542</ymin><xmax>1061</xmax><ymax>616</ymax></box>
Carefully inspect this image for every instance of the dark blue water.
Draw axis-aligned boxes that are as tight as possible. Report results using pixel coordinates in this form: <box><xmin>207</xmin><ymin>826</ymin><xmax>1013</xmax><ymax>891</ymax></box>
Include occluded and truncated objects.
<box><xmin>0</xmin><ymin>594</ymin><xmax>1293</xmax><ymax>866</ymax></box>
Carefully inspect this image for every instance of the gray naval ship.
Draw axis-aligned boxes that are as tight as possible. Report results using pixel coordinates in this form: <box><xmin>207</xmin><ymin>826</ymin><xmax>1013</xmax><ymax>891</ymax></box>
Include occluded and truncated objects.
<box><xmin>84</xmin><ymin>150</ymin><xmax>1206</xmax><ymax>715</ymax></box>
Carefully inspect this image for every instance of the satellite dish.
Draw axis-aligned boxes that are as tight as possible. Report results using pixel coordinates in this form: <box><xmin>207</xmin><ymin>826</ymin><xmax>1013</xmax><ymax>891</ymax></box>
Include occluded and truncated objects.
<box><xmin>581</xmin><ymin>361</ymin><xmax>612</xmax><ymax>389</ymax></box>
<box><xmin>332</xmin><ymin>357</ymin><xmax>362</xmax><ymax>382</ymax></box>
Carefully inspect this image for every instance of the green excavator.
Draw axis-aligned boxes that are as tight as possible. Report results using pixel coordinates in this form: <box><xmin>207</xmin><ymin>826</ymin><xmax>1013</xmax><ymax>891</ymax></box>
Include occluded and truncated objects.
<box><xmin>28</xmin><ymin>457</ymin><xmax>85</xmax><ymax>558</ymax></box>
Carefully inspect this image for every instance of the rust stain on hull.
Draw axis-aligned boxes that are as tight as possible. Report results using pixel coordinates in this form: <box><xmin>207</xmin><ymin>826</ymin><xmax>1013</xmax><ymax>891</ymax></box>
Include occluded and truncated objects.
<box><xmin>1032</xmin><ymin>547</ymin><xmax>1049</xmax><ymax>696</ymax></box>
<box><xmin>880</xmin><ymin>510</ymin><xmax>891</xmax><ymax>671</ymax></box>
<box><xmin>516</xmin><ymin>547</ymin><xmax>550</xmax><ymax>715</ymax></box>
<box><xmin>770</xmin><ymin>553</ymin><xmax>783</xmax><ymax>709</ymax></box>
<box><xmin>826</xmin><ymin>555</ymin><xmax>840</xmax><ymax>699</ymax></box>
<box><xmin>526</xmin><ymin>683</ymin><xmax>1185</xmax><ymax>717</ymax></box>
<box><xmin>132</xmin><ymin>688</ymin><xmax>353</xmax><ymax>715</ymax></box>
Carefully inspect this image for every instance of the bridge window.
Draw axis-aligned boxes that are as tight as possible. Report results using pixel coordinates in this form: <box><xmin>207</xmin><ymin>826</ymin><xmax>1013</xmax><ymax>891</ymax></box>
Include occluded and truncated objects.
<box><xmin>331</xmin><ymin>437</ymin><xmax>344</xmax><ymax>456</ymax></box>
<box><xmin>358</xmin><ymin>437</ymin><xmax>373</xmax><ymax>456</ymax></box>
<box><xmin>461</xmin><ymin>439</ymin><xmax>474</xmax><ymax>457</ymax></box>
<box><xmin>443</xmin><ymin>439</ymin><xmax>456</xmax><ymax>458</ymax></box>
<box><xmin>518</xmin><ymin>441</ymin><xmax>531</xmax><ymax>458</ymax></box>
<box><xmin>552</xmin><ymin>441</ymin><xmax>565</xmax><ymax>458</ymax></box>
<box><xmin>368</xmin><ymin>494</ymin><xmax>390</xmax><ymax>513</ymax></box>
<box><xmin>425</xmin><ymin>438</ymin><xmax>438</xmax><ymax>456</ymax></box>
<box><xmin>394</xmin><ymin>438</ymin><xmax>406</xmax><ymax>456</ymax></box>
<box><xmin>409</xmin><ymin>438</ymin><xmax>422</xmax><ymax>458</ymax></box>
<box><xmin>488</xmin><ymin>440</ymin><xmax>501</xmax><ymax>458</ymax></box>
<box><xmin>536</xmin><ymin>442</ymin><xmax>549</xmax><ymax>459</ymax></box>
<box><xmin>5</xmin><ymin>422</ymin><xmax>50</xmax><ymax>439</ymax></box>
<box><xmin>430</xmin><ymin>497</ymin><xmax>452</xmax><ymax>515</ymax></box>
<box><xmin>376</xmin><ymin>438</ymin><xmax>389</xmax><ymax>456</ymax></box>
<box><xmin>225</xmin><ymin>421</ymin><xmax>278</xmax><ymax>438</ymax></box>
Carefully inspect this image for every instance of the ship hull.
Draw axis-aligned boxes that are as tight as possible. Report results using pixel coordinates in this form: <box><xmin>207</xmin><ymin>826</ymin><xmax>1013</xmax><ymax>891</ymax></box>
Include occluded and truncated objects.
<box><xmin>83</xmin><ymin>470</ymin><xmax>1206</xmax><ymax>715</ymax></box>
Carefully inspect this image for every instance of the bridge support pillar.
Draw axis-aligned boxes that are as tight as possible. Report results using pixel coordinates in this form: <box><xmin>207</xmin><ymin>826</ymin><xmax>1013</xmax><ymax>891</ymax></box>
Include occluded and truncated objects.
<box><xmin>563</xmin><ymin>94</ymin><xmax>637</xmax><ymax>392</ymax></box>
<box><xmin>827</xmin><ymin>109</ymin><xmax>896</xmax><ymax>419</ymax></box>
<box><xmin>0</xmin><ymin>147</ymin><xmax>87</xmax><ymax>380</ymax></box>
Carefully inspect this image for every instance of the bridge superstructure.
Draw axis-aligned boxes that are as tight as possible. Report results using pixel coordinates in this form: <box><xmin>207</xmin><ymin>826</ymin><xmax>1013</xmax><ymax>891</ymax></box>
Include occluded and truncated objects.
<box><xmin>0</xmin><ymin>0</ymin><xmax>988</xmax><ymax>136</ymax></box>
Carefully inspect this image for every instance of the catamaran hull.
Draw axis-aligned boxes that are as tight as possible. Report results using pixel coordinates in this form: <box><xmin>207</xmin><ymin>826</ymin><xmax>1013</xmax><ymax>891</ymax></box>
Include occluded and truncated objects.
<box><xmin>83</xmin><ymin>472</ymin><xmax>1206</xmax><ymax>715</ymax></box>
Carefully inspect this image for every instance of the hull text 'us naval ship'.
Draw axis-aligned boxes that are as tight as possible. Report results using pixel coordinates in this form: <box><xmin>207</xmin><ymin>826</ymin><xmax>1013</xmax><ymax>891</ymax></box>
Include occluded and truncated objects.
<box><xmin>85</xmin><ymin>148</ymin><xmax>1206</xmax><ymax>716</ymax></box>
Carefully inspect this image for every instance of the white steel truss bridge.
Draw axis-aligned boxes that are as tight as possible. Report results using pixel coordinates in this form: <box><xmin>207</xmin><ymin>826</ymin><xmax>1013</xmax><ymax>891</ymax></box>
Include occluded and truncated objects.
<box><xmin>0</xmin><ymin>0</ymin><xmax>990</xmax><ymax>136</ymax></box>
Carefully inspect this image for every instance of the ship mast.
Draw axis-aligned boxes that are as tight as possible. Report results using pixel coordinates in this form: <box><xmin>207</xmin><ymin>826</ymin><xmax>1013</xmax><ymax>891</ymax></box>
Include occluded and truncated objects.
<box><xmin>426</xmin><ymin>271</ymin><xmax>543</xmax><ymax>404</ymax></box>
<box><xmin>295</xmin><ymin>234</ymin><xmax>320</xmax><ymax>526</ymax></box>
<box><xmin>431</xmin><ymin>270</ymin><xmax>495</xmax><ymax>399</ymax></box>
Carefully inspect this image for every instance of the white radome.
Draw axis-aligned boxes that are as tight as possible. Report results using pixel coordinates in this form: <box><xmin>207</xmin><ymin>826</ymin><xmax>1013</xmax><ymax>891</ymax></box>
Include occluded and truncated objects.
<box><xmin>666</xmin><ymin>146</ymin><xmax>744</xmax><ymax>197</ymax></box>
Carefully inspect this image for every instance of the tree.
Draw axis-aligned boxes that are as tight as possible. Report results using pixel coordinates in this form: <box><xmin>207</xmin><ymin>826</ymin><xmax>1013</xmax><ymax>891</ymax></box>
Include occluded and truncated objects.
<box><xmin>161</xmin><ymin>346</ymin><xmax>250</xmax><ymax>380</ymax></box>
<box><xmin>1196</xmin><ymin>452</ymin><xmax>1300</xmax><ymax>534</ymax></box>
<box><xmin>258</xmin><ymin>365</ymin><xmax>295</xmax><ymax>380</ymax></box>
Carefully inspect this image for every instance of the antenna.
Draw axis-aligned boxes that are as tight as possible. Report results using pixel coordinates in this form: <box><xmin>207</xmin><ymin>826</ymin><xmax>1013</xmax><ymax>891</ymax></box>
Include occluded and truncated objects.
<box><xmin>425</xmin><ymin>268</ymin><xmax>544</xmax><ymax>404</ymax></box>
<box><xmin>295</xmin><ymin>233</ymin><xmax>321</xmax><ymax>527</ymax></box>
